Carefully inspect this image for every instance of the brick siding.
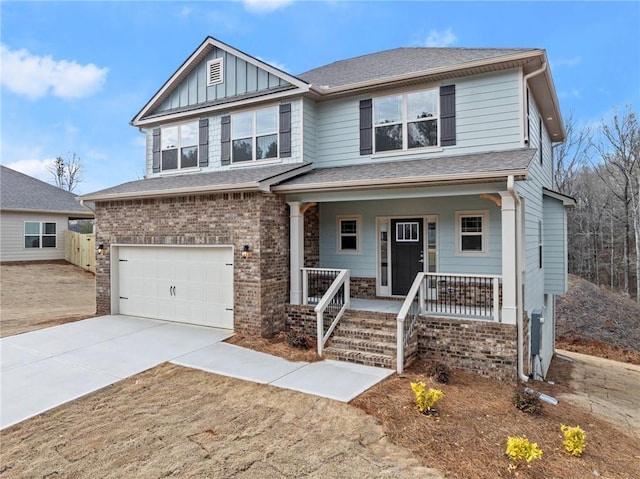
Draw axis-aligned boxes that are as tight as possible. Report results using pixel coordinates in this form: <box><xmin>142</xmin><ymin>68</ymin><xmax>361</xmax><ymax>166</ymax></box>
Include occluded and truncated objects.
<box><xmin>94</xmin><ymin>191</ymin><xmax>289</xmax><ymax>337</ymax></box>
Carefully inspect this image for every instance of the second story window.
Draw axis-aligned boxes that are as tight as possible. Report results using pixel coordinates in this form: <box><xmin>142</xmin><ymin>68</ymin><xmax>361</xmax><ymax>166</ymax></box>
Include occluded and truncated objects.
<box><xmin>161</xmin><ymin>122</ymin><xmax>198</xmax><ymax>171</ymax></box>
<box><xmin>231</xmin><ymin>107</ymin><xmax>278</xmax><ymax>163</ymax></box>
<box><xmin>374</xmin><ymin>89</ymin><xmax>439</xmax><ymax>153</ymax></box>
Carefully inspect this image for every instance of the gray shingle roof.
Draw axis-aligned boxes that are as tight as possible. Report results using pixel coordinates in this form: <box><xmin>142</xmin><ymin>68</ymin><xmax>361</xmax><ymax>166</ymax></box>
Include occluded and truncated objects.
<box><xmin>80</xmin><ymin>163</ymin><xmax>311</xmax><ymax>200</ymax></box>
<box><xmin>274</xmin><ymin>149</ymin><xmax>536</xmax><ymax>190</ymax></box>
<box><xmin>0</xmin><ymin>165</ymin><xmax>93</xmax><ymax>215</ymax></box>
<box><xmin>297</xmin><ymin>47</ymin><xmax>537</xmax><ymax>89</ymax></box>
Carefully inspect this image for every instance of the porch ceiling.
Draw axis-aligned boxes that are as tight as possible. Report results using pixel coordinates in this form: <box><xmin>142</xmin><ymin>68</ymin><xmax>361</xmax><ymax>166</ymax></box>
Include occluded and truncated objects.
<box><xmin>273</xmin><ymin>148</ymin><xmax>534</xmax><ymax>194</ymax></box>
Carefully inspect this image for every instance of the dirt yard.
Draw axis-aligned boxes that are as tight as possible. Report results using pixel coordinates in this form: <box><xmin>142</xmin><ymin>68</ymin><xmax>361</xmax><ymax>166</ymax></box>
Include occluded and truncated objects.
<box><xmin>1</xmin><ymin>264</ymin><xmax>639</xmax><ymax>478</ymax></box>
<box><xmin>0</xmin><ymin>261</ymin><xmax>96</xmax><ymax>337</ymax></box>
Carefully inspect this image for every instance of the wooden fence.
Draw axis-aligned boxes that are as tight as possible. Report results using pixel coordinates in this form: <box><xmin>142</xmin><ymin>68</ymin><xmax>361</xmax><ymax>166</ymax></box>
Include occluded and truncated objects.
<box><xmin>65</xmin><ymin>231</ymin><xmax>96</xmax><ymax>273</ymax></box>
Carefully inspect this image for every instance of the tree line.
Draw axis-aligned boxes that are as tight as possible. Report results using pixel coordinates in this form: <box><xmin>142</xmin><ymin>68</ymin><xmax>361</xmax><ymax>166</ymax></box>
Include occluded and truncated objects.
<box><xmin>554</xmin><ymin>105</ymin><xmax>639</xmax><ymax>300</ymax></box>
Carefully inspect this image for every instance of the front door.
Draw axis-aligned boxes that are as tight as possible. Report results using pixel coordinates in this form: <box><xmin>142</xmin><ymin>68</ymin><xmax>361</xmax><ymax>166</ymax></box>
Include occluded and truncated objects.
<box><xmin>391</xmin><ymin>218</ymin><xmax>424</xmax><ymax>295</ymax></box>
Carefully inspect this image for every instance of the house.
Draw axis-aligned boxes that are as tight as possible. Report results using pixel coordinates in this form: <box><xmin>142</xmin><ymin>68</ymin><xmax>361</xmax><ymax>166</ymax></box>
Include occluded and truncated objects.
<box><xmin>80</xmin><ymin>37</ymin><xmax>574</xmax><ymax>381</ymax></box>
<box><xmin>0</xmin><ymin>165</ymin><xmax>94</xmax><ymax>262</ymax></box>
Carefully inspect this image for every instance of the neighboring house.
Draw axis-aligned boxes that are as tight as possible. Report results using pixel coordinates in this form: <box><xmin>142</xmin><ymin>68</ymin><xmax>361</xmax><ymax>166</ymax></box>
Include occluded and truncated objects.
<box><xmin>81</xmin><ymin>37</ymin><xmax>574</xmax><ymax>381</ymax></box>
<box><xmin>0</xmin><ymin>165</ymin><xmax>94</xmax><ymax>262</ymax></box>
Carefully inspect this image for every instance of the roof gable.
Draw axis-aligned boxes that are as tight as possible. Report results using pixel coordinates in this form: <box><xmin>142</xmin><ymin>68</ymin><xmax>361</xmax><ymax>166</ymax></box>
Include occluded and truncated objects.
<box><xmin>133</xmin><ymin>37</ymin><xmax>310</xmax><ymax>126</ymax></box>
<box><xmin>0</xmin><ymin>166</ymin><xmax>93</xmax><ymax>216</ymax></box>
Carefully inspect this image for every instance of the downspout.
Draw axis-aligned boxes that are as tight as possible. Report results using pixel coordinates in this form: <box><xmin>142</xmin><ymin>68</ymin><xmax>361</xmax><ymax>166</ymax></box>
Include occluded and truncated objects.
<box><xmin>507</xmin><ymin>175</ymin><xmax>529</xmax><ymax>382</ymax></box>
<box><xmin>79</xmin><ymin>199</ymin><xmax>95</xmax><ymax>213</ymax></box>
<box><xmin>522</xmin><ymin>61</ymin><xmax>547</xmax><ymax>146</ymax></box>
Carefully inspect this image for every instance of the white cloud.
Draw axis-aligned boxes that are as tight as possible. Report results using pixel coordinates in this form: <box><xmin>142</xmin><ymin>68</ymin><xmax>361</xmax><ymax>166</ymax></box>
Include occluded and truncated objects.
<box><xmin>180</xmin><ymin>6</ymin><xmax>193</xmax><ymax>17</ymax></box>
<box><xmin>558</xmin><ymin>89</ymin><xmax>581</xmax><ymax>99</ymax></box>
<box><xmin>242</xmin><ymin>0</ymin><xmax>294</xmax><ymax>14</ymax></box>
<box><xmin>3</xmin><ymin>158</ymin><xmax>56</xmax><ymax>182</ymax></box>
<box><xmin>552</xmin><ymin>56</ymin><xmax>582</xmax><ymax>68</ymax></box>
<box><xmin>424</xmin><ymin>28</ymin><xmax>457</xmax><ymax>47</ymax></box>
<box><xmin>256</xmin><ymin>56</ymin><xmax>288</xmax><ymax>72</ymax></box>
<box><xmin>0</xmin><ymin>44</ymin><xmax>109</xmax><ymax>100</ymax></box>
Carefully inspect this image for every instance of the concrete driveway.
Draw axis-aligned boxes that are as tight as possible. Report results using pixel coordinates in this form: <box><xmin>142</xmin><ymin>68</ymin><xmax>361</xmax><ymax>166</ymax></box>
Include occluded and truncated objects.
<box><xmin>1</xmin><ymin>315</ymin><xmax>392</xmax><ymax>430</ymax></box>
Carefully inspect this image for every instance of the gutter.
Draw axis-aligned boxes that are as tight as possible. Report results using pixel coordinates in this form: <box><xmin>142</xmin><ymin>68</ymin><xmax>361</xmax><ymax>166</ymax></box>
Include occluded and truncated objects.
<box><xmin>507</xmin><ymin>175</ymin><xmax>529</xmax><ymax>383</ymax></box>
<box><xmin>79</xmin><ymin>199</ymin><xmax>95</xmax><ymax>213</ymax></box>
<box><xmin>522</xmin><ymin>61</ymin><xmax>547</xmax><ymax>146</ymax></box>
<box><xmin>273</xmin><ymin>170</ymin><xmax>529</xmax><ymax>193</ymax></box>
<box><xmin>79</xmin><ymin>182</ymin><xmax>262</xmax><ymax>202</ymax></box>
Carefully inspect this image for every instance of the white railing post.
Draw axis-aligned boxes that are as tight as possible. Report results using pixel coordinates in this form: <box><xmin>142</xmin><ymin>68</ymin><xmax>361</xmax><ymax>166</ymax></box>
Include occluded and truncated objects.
<box><xmin>419</xmin><ymin>273</ymin><xmax>426</xmax><ymax>314</ymax></box>
<box><xmin>345</xmin><ymin>270</ymin><xmax>351</xmax><ymax>308</ymax></box>
<box><xmin>397</xmin><ymin>317</ymin><xmax>405</xmax><ymax>373</ymax></box>
<box><xmin>317</xmin><ymin>310</ymin><xmax>324</xmax><ymax>357</ymax></box>
<box><xmin>302</xmin><ymin>268</ymin><xmax>309</xmax><ymax>306</ymax></box>
<box><xmin>493</xmin><ymin>276</ymin><xmax>500</xmax><ymax>322</ymax></box>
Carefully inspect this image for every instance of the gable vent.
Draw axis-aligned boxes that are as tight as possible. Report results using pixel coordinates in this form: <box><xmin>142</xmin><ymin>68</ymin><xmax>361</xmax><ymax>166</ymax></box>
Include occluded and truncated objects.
<box><xmin>207</xmin><ymin>58</ymin><xmax>224</xmax><ymax>87</ymax></box>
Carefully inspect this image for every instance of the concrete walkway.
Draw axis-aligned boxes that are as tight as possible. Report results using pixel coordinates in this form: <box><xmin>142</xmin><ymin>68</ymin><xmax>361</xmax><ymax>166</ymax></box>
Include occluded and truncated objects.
<box><xmin>0</xmin><ymin>315</ymin><xmax>392</xmax><ymax>430</ymax></box>
<box><xmin>555</xmin><ymin>349</ymin><xmax>640</xmax><ymax>438</ymax></box>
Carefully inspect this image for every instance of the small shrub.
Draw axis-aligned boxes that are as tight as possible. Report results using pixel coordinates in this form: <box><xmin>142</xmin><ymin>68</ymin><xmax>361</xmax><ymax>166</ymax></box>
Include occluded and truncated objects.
<box><xmin>561</xmin><ymin>424</ymin><xmax>587</xmax><ymax>457</ymax></box>
<box><xmin>285</xmin><ymin>331</ymin><xmax>310</xmax><ymax>350</ymax></box>
<box><xmin>429</xmin><ymin>362</ymin><xmax>451</xmax><ymax>384</ymax></box>
<box><xmin>512</xmin><ymin>385</ymin><xmax>542</xmax><ymax>415</ymax></box>
<box><xmin>410</xmin><ymin>381</ymin><xmax>444</xmax><ymax>414</ymax></box>
<box><xmin>506</xmin><ymin>436</ymin><xmax>543</xmax><ymax>466</ymax></box>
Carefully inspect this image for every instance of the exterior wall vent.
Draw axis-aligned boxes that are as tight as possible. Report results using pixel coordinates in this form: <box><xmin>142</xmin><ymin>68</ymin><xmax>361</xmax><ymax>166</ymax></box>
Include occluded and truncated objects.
<box><xmin>207</xmin><ymin>58</ymin><xmax>224</xmax><ymax>87</ymax></box>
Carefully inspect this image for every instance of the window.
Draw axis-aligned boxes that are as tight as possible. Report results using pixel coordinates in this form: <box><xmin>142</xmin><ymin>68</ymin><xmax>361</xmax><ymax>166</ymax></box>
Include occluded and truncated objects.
<box><xmin>374</xmin><ymin>89</ymin><xmax>438</xmax><ymax>152</ymax></box>
<box><xmin>231</xmin><ymin>107</ymin><xmax>278</xmax><ymax>163</ymax></box>
<box><xmin>337</xmin><ymin>216</ymin><xmax>361</xmax><ymax>253</ymax></box>
<box><xmin>456</xmin><ymin>212</ymin><xmax>487</xmax><ymax>254</ymax></box>
<box><xmin>161</xmin><ymin>121</ymin><xmax>198</xmax><ymax>171</ymax></box>
<box><xmin>24</xmin><ymin>222</ymin><xmax>56</xmax><ymax>248</ymax></box>
<box><xmin>395</xmin><ymin>222</ymin><xmax>420</xmax><ymax>242</ymax></box>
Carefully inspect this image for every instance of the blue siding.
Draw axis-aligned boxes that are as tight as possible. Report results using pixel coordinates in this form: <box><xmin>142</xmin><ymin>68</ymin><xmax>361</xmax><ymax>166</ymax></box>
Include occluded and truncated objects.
<box><xmin>311</xmin><ymin>69</ymin><xmax>523</xmax><ymax>169</ymax></box>
<box><xmin>154</xmin><ymin>48</ymin><xmax>292</xmax><ymax>114</ymax></box>
<box><xmin>543</xmin><ymin>196</ymin><xmax>568</xmax><ymax>293</ymax></box>
<box><xmin>318</xmin><ymin>196</ymin><xmax>502</xmax><ymax>279</ymax></box>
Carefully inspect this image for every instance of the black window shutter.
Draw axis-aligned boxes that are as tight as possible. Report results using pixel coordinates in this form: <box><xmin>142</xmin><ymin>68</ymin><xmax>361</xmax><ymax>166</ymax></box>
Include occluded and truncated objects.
<box><xmin>220</xmin><ymin>115</ymin><xmax>231</xmax><ymax>166</ymax></box>
<box><xmin>359</xmin><ymin>99</ymin><xmax>373</xmax><ymax>155</ymax></box>
<box><xmin>152</xmin><ymin>128</ymin><xmax>161</xmax><ymax>173</ymax></box>
<box><xmin>199</xmin><ymin>118</ymin><xmax>209</xmax><ymax>167</ymax></box>
<box><xmin>440</xmin><ymin>85</ymin><xmax>456</xmax><ymax>146</ymax></box>
<box><xmin>279</xmin><ymin>103</ymin><xmax>291</xmax><ymax>158</ymax></box>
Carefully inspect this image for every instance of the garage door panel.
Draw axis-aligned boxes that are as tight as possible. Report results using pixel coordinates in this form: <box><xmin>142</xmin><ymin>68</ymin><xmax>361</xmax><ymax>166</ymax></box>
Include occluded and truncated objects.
<box><xmin>118</xmin><ymin>246</ymin><xmax>234</xmax><ymax>329</ymax></box>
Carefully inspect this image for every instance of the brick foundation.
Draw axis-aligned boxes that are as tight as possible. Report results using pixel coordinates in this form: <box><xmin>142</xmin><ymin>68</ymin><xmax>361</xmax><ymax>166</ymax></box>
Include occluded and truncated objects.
<box><xmin>418</xmin><ymin>316</ymin><xmax>517</xmax><ymax>381</ymax></box>
<box><xmin>94</xmin><ymin>191</ymin><xmax>289</xmax><ymax>337</ymax></box>
<box><xmin>285</xmin><ymin>304</ymin><xmax>316</xmax><ymax>337</ymax></box>
<box><xmin>351</xmin><ymin>277</ymin><xmax>377</xmax><ymax>299</ymax></box>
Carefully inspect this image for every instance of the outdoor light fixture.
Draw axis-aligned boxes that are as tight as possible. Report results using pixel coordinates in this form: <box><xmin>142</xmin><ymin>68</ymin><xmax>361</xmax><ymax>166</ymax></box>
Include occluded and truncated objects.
<box><xmin>241</xmin><ymin>244</ymin><xmax>252</xmax><ymax>259</ymax></box>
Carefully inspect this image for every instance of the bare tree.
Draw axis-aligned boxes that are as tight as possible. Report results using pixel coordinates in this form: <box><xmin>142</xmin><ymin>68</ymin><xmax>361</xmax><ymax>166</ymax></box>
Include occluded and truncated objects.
<box><xmin>552</xmin><ymin>110</ymin><xmax>592</xmax><ymax>196</ymax></box>
<box><xmin>593</xmin><ymin>106</ymin><xmax>640</xmax><ymax>299</ymax></box>
<box><xmin>47</xmin><ymin>153</ymin><xmax>83</xmax><ymax>192</ymax></box>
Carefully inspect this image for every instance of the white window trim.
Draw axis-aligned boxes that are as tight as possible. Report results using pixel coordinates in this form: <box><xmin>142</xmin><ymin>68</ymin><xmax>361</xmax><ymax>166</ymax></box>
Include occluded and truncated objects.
<box><xmin>336</xmin><ymin>215</ymin><xmax>362</xmax><ymax>254</ymax></box>
<box><xmin>455</xmin><ymin>210</ymin><xmax>489</xmax><ymax>256</ymax></box>
<box><xmin>24</xmin><ymin>221</ymin><xmax>57</xmax><ymax>249</ymax></box>
<box><xmin>160</xmin><ymin>120</ymin><xmax>199</xmax><ymax>172</ymax></box>
<box><xmin>373</xmin><ymin>87</ymin><xmax>440</xmax><ymax>153</ymax></box>
<box><xmin>231</xmin><ymin>105</ymin><xmax>279</xmax><ymax>164</ymax></box>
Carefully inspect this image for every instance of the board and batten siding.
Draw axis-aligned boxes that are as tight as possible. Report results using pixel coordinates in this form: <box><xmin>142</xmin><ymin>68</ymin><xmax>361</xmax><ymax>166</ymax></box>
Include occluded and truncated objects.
<box><xmin>155</xmin><ymin>48</ymin><xmax>291</xmax><ymax>114</ymax></box>
<box><xmin>145</xmin><ymin>99</ymin><xmax>304</xmax><ymax>177</ymax></box>
<box><xmin>318</xmin><ymin>196</ymin><xmax>503</xmax><ymax>279</ymax></box>
<box><xmin>543</xmin><ymin>195</ymin><xmax>568</xmax><ymax>294</ymax></box>
<box><xmin>0</xmin><ymin>212</ymin><xmax>69</xmax><ymax>262</ymax></box>
<box><xmin>311</xmin><ymin>69</ymin><xmax>523</xmax><ymax>169</ymax></box>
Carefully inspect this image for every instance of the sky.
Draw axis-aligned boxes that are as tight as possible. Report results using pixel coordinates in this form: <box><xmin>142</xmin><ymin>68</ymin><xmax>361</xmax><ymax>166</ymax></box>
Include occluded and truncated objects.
<box><xmin>1</xmin><ymin>0</ymin><xmax>639</xmax><ymax>195</ymax></box>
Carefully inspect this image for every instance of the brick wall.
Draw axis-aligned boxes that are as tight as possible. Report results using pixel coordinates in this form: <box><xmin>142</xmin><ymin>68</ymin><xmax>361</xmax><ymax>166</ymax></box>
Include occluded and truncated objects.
<box><xmin>304</xmin><ymin>204</ymin><xmax>319</xmax><ymax>268</ymax></box>
<box><xmin>94</xmin><ymin>191</ymin><xmax>289</xmax><ymax>337</ymax></box>
<box><xmin>351</xmin><ymin>277</ymin><xmax>377</xmax><ymax>299</ymax></box>
<box><xmin>418</xmin><ymin>317</ymin><xmax>518</xmax><ymax>381</ymax></box>
<box><xmin>286</xmin><ymin>304</ymin><xmax>316</xmax><ymax>337</ymax></box>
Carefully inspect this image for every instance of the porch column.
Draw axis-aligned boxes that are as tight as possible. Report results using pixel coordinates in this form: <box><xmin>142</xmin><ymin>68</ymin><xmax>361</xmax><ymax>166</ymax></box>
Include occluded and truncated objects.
<box><xmin>499</xmin><ymin>192</ymin><xmax>517</xmax><ymax>324</ymax></box>
<box><xmin>287</xmin><ymin>201</ymin><xmax>304</xmax><ymax>305</ymax></box>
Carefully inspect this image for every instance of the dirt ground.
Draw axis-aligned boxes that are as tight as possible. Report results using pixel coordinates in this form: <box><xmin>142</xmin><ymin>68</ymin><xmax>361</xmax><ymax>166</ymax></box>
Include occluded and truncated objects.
<box><xmin>2</xmin><ymin>264</ymin><xmax>639</xmax><ymax>478</ymax></box>
<box><xmin>0</xmin><ymin>363</ymin><xmax>441</xmax><ymax>479</ymax></box>
<box><xmin>0</xmin><ymin>261</ymin><xmax>96</xmax><ymax>337</ymax></box>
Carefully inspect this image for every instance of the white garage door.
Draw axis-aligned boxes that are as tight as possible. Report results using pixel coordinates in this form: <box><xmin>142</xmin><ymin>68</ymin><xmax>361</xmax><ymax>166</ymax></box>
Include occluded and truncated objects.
<box><xmin>117</xmin><ymin>246</ymin><xmax>234</xmax><ymax>329</ymax></box>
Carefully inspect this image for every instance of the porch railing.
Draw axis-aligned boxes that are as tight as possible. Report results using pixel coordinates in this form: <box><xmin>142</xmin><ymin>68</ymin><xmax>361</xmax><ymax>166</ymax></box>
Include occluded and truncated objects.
<box><xmin>397</xmin><ymin>272</ymin><xmax>502</xmax><ymax>373</ymax></box>
<box><xmin>302</xmin><ymin>268</ymin><xmax>350</xmax><ymax>357</ymax></box>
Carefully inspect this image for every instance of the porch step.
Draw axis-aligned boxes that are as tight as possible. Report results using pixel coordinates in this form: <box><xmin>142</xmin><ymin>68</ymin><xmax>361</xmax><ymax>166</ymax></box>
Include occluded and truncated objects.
<box><xmin>323</xmin><ymin>310</ymin><xmax>397</xmax><ymax>369</ymax></box>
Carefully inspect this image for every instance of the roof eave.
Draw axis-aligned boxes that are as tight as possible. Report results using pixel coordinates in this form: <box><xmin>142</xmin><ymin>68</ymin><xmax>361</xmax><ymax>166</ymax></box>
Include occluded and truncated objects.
<box><xmin>80</xmin><ymin>182</ymin><xmax>262</xmax><ymax>202</ymax></box>
<box><xmin>309</xmin><ymin>50</ymin><xmax>545</xmax><ymax>98</ymax></box>
<box><xmin>273</xmin><ymin>169</ymin><xmax>529</xmax><ymax>194</ymax></box>
<box><xmin>0</xmin><ymin>207</ymin><xmax>94</xmax><ymax>217</ymax></box>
